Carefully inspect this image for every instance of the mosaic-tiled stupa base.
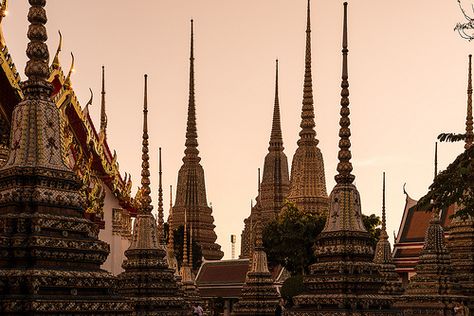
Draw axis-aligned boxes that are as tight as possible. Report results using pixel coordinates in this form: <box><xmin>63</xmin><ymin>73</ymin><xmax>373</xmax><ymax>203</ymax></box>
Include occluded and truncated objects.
<box><xmin>232</xmin><ymin>272</ymin><xmax>279</xmax><ymax>316</ymax></box>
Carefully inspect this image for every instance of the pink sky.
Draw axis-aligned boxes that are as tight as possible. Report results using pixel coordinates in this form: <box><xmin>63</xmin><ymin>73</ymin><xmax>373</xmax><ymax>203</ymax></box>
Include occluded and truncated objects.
<box><xmin>5</xmin><ymin>0</ymin><xmax>471</xmax><ymax>257</ymax></box>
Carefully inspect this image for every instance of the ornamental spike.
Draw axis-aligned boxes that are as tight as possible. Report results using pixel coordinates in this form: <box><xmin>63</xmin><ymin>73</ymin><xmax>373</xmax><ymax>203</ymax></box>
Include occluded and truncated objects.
<box><xmin>100</xmin><ymin>65</ymin><xmax>107</xmax><ymax>140</ymax></box>
<box><xmin>466</xmin><ymin>54</ymin><xmax>473</xmax><ymax>149</ymax></box>
<box><xmin>334</xmin><ymin>2</ymin><xmax>355</xmax><ymax>185</ymax></box>
<box><xmin>269</xmin><ymin>59</ymin><xmax>283</xmax><ymax>150</ymax></box>
<box><xmin>157</xmin><ymin>147</ymin><xmax>164</xmax><ymax>244</ymax></box>
<box><xmin>139</xmin><ymin>74</ymin><xmax>153</xmax><ymax>214</ymax></box>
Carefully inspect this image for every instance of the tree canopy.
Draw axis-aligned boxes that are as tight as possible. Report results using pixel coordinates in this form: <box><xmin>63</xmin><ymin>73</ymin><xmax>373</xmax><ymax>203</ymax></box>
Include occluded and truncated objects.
<box><xmin>418</xmin><ymin>144</ymin><xmax>474</xmax><ymax>218</ymax></box>
<box><xmin>262</xmin><ymin>202</ymin><xmax>381</xmax><ymax>276</ymax></box>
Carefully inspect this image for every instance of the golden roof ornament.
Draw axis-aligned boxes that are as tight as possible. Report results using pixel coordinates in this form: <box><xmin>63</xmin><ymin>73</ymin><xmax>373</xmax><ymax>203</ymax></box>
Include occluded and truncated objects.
<box><xmin>100</xmin><ymin>65</ymin><xmax>108</xmax><ymax>141</ymax></box>
<box><xmin>51</xmin><ymin>30</ymin><xmax>62</xmax><ymax>69</ymax></box>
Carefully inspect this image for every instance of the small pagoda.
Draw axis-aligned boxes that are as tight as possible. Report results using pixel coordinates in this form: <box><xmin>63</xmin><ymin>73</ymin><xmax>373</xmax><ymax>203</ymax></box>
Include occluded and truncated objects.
<box><xmin>117</xmin><ymin>75</ymin><xmax>188</xmax><ymax>315</ymax></box>
<box><xmin>288</xmin><ymin>3</ymin><xmax>398</xmax><ymax>315</ymax></box>
<box><xmin>232</xmin><ymin>212</ymin><xmax>279</xmax><ymax>316</ymax></box>
<box><xmin>394</xmin><ymin>211</ymin><xmax>466</xmax><ymax>315</ymax></box>
<box><xmin>0</xmin><ymin>0</ymin><xmax>132</xmax><ymax>314</ymax></box>
<box><xmin>373</xmin><ymin>173</ymin><xmax>403</xmax><ymax>296</ymax></box>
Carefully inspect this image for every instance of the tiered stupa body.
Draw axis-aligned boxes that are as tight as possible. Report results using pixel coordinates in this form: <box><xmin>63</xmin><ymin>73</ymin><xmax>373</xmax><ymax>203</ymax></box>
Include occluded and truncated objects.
<box><xmin>288</xmin><ymin>4</ymin><xmax>398</xmax><ymax>315</ymax></box>
<box><xmin>395</xmin><ymin>212</ymin><xmax>466</xmax><ymax>315</ymax></box>
<box><xmin>241</xmin><ymin>61</ymin><xmax>290</xmax><ymax>258</ymax></box>
<box><xmin>373</xmin><ymin>173</ymin><xmax>403</xmax><ymax>296</ymax></box>
<box><xmin>117</xmin><ymin>75</ymin><xmax>188</xmax><ymax>315</ymax></box>
<box><xmin>287</xmin><ymin>0</ymin><xmax>328</xmax><ymax>216</ymax></box>
<box><xmin>233</xmin><ymin>214</ymin><xmax>279</xmax><ymax>315</ymax></box>
<box><xmin>447</xmin><ymin>54</ymin><xmax>474</xmax><ymax>312</ymax></box>
<box><xmin>172</xmin><ymin>20</ymin><xmax>223</xmax><ymax>261</ymax></box>
<box><xmin>0</xmin><ymin>1</ymin><xmax>132</xmax><ymax>314</ymax></box>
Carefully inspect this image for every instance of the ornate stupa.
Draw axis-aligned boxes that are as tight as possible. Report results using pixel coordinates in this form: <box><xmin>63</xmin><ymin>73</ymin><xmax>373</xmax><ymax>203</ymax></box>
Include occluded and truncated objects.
<box><xmin>157</xmin><ymin>147</ymin><xmax>165</xmax><ymax>246</ymax></box>
<box><xmin>287</xmin><ymin>0</ymin><xmax>328</xmax><ymax>216</ymax></box>
<box><xmin>241</xmin><ymin>60</ymin><xmax>290</xmax><ymax>258</ymax></box>
<box><xmin>288</xmin><ymin>4</ymin><xmax>397</xmax><ymax>315</ymax></box>
<box><xmin>395</xmin><ymin>210</ymin><xmax>466</xmax><ymax>315</ymax></box>
<box><xmin>373</xmin><ymin>173</ymin><xmax>403</xmax><ymax>296</ymax></box>
<box><xmin>172</xmin><ymin>20</ymin><xmax>223</xmax><ymax>261</ymax></box>
<box><xmin>446</xmin><ymin>54</ymin><xmax>474</xmax><ymax>310</ymax></box>
<box><xmin>0</xmin><ymin>0</ymin><xmax>132</xmax><ymax>314</ymax></box>
<box><xmin>118</xmin><ymin>75</ymin><xmax>188</xmax><ymax>315</ymax></box>
<box><xmin>233</xmin><ymin>212</ymin><xmax>279</xmax><ymax>316</ymax></box>
<box><xmin>180</xmin><ymin>218</ymin><xmax>202</xmax><ymax>307</ymax></box>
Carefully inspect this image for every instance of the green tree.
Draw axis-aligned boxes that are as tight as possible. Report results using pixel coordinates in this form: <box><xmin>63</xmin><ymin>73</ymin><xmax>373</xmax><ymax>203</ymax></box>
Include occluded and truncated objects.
<box><xmin>262</xmin><ymin>202</ymin><xmax>381</xmax><ymax>276</ymax></box>
<box><xmin>418</xmin><ymin>144</ymin><xmax>474</xmax><ymax>218</ymax></box>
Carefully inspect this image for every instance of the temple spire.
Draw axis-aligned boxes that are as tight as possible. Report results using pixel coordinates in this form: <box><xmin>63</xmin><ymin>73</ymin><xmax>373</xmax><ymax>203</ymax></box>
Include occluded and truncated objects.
<box><xmin>334</xmin><ymin>2</ymin><xmax>354</xmax><ymax>185</ymax></box>
<box><xmin>23</xmin><ymin>0</ymin><xmax>53</xmax><ymax>99</ymax></box>
<box><xmin>140</xmin><ymin>74</ymin><xmax>153</xmax><ymax>214</ymax></box>
<box><xmin>434</xmin><ymin>142</ymin><xmax>438</xmax><ymax>179</ymax></box>
<box><xmin>99</xmin><ymin>65</ymin><xmax>107</xmax><ymax>141</ymax></box>
<box><xmin>298</xmin><ymin>0</ymin><xmax>317</xmax><ymax>145</ymax></box>
<box><xmin>168</xmin><ymin>185</ymin><xmax>175</xmax><ymax>252</ymax></box>
<box><xmin>184</xmin><ymin>19</ymin><xmax>200</xmax><ymax>161</ymax></box>
<box><xmin>382</xmin><ymin>172</ymin><xmax>386</xmax><ymax>232</ymax></box>
<box><xmin>157</xmin><ymin>147</ymin><xmax>164</xmax><ymax>244</ymax></box>
<box><xmin>466</xmin><ymin>54</ymin><xmax>473</xmax><ymax>150</ymax></box>
<box><xmin>269</xmin><ymin>59</ymin><xmax>283</xmax><ymax>150</ymax></box>
<box><xmin>183</xmin><ymin>209</ymin><xmax>189</xmax><ymax>265</ymax></box>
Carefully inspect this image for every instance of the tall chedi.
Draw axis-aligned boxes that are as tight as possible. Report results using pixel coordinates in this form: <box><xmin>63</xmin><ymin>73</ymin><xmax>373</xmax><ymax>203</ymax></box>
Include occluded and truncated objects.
<box><xmin>118</xmin><ymin>75</ymin><xmax>188</xmax><ymax>315</ymax></box>
<box><xmin>287</xmin><ymin>0</ymin><xmax>328</xmax><ymax>215</ymax></box>
<box><xmin>172</xmin><ymin>20</ymin><xmax>223</xmax><ymax>260</ymax></box>
<box><xmin>0</xmin><ymin>0</ymin><xmax>132</xmax><ymax>314</ymax></box>
<box><xmin>240</xmin><ymin>61</ymin><xmax>290</xmax><ymax>258</ymax></box>
<box><xmin>233</xmin><ymin>212</ymin><xmax>279</xmax><ymax>315</ymax></box>
<box><xmin>288</xmin><ymin>4</ymin><xmax>397</xmax><ymax>315</ymax></box>
<box><xmin>447</xmin><ymin>54</ymin><xmax>474</xmax><ymax>310</ymax></box>
<box><xmin>373</xmin><ymin>173</ymin><xmax>403</xmax><ymax>296</ymax></box>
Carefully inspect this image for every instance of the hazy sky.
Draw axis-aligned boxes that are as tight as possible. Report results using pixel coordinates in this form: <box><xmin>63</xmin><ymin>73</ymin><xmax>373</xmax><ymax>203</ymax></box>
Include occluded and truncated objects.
<box><xmin>5</xmin><ymin>0</ymin><xmax>472</xmax><ymax>258</ymax></box>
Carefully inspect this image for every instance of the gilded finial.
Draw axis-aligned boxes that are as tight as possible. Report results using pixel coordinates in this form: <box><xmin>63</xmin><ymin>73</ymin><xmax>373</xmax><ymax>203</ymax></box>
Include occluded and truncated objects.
<box><xmin>100</xmin><ymin>65</ymin><xmax>108</xmax><ymax>141</ymax></box>
<box><xmin>22</xmin><ymin>0</ymin><xmax>53</xmax><ymax>99</ymax></box>
<box><xmin>0</xmin><ymin>0</ymin><xmax>9</xmax><ymax>47</ymax></box>
<box><xmin>334</xmin><ymin>2</ymin><xmax>355</xmax><ymax>185</ymax></box>
<box><xmin>51</xmin><ymin>30</ymin><xmax>62</xmax><ymax>69</ymax></box>
<box><xmin>466</xmin><ymin>54</ymin><xmax>473</xmax><ymax>149</ymax></box>
<box><xmin>157</xmin><ymin>147</ymin><xmax>164</xmax><ymax>244</ymax></box>
<box><xmin>269</xmin><ymin>59</ymin><xmax>284</xmax><ymax>150</ymax></box>
<box><xmin>139</xmin><ymin>74</ymin><xmax>153</xmax><ymax>214</ymax></box>
<box><xmin>184</xmin><ymin>19</ymin><xmax>200</xmax><ymax>161</ymax></box>
<box><xmin>298</xmin><ymin>0</ymin><xmax>318</xmax><ymax>146</ymax></box>
<box><xmin>64</xmin><ymin>52</ymin><xmax>75</xmax><ymax>89</ymax></box>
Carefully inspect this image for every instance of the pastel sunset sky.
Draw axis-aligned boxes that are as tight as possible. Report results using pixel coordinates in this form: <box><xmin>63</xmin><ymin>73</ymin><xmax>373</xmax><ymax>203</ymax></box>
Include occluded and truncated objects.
<box><xmin>4</xmin><ymin>0</ymin><xmax>472</xmax><ymax>257</ymax></box>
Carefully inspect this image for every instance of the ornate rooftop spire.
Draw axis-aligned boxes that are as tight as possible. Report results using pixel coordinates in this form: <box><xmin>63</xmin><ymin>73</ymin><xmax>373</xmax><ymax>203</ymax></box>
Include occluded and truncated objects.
<box><xmin>434</xmin><ymin>142</ymin><xmax>438</xmax><ymax>179</ymax></box>
<box><xmin>51</xmin><ymin>30</ymin><xmax>62</xmax><ymax>69</ymax></box>
<box><xmin>374</xmin><ymin>173</ymin><xmax>403</xmax><ymax>296</ymax></box>
<box><xmin>184</xmin><ymin>19</ymin><xmax>199</xmax><ymax>161</ymax></box>
<box><xmin>334</xmin><ymin>2</ymin><xmax>355</xmax><ymax>185</ymax></box>
<box><xmin>157</xmin><ymin>147</ymin><xmax>164</xmax><ymax>245</ymax></box>
<box><xmin>99</xmin><ymin>65</ymin><xmax>107</xmax><ymax>140</ymax></box>
<box><xmin>140</xmin><ymin>74</ymin><xmax>153</xmax><ymax>215</ymax></box>
<box><xmin>22</xmin><ymin>0</ymin><xmax>53</xmax><ymax>99</ymax></box>
<box><xmin>269</xmin><ymin>59</ymin><xmax>283</xmax><ymax>150</ymax></box>
<box><xmin>298</xmin><ymin>0</ymin><xmax>317</xmax><ymax>145</ymax></box>
<box><xmin>168</xmin><ymin>185</ymin><xmax>175</xmax><ymax>252</ymax></box>
<box><xmin>466</xmin><ymin>54</ymin><xmax>473</xmax><ymax>149</ymax></box>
